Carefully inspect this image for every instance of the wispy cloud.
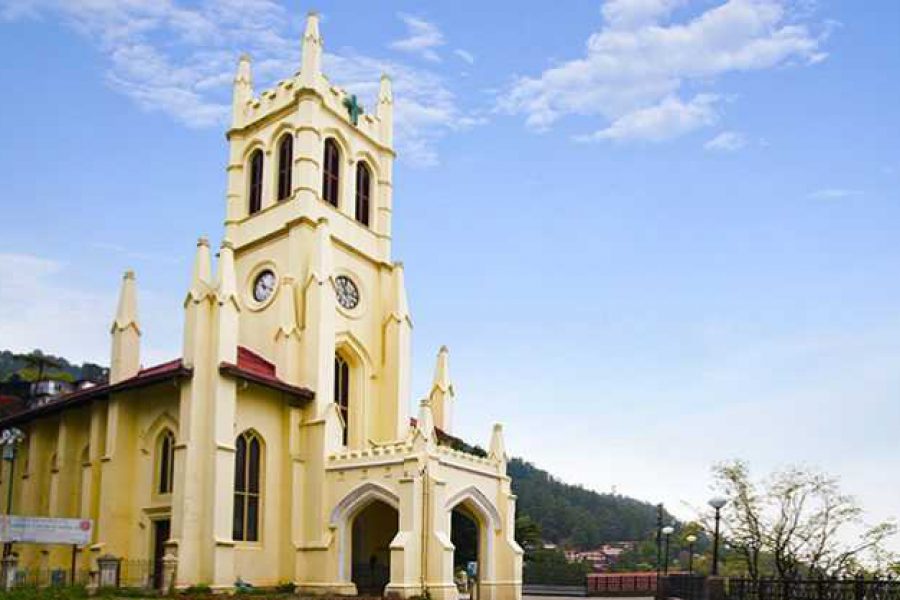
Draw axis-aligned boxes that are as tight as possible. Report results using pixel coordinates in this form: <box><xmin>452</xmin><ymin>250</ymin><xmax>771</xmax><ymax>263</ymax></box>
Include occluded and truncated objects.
<box><xmin>0</xmin><ymin>253</ymin><xmax>179</xmax><ymax>366</ymax></box>
<box><xmin>2</xmin><ymin>1</ymin><xmax>472</xmax><ymax>166</ymax></box>
<box><xmin>503</xmin><ymin>0</ymin><xmax>828</xmax><ymax>143</ymax></box>
<box><xmin>454</xmin><ymin>49</ymin><xmax>476</xmax><ymax>65</ymax></box>
<box><xmin>389</xmin><ymin>13</ymin><xmax>445</xmax><ymax>62</ymax></box>
<box><xmin>704</xmin><ymin>130</ymin><xmax>748</xmax><ymax>152</ymax></box>
<box><xmin>808</xmin><ymin>188</ymin><xmax>863</xmax><ymax>200</ymax></box>
<box><xmin>577</xmin><ymin>94</ymin><xmax>720</xmax><ymax>143</ymax></box>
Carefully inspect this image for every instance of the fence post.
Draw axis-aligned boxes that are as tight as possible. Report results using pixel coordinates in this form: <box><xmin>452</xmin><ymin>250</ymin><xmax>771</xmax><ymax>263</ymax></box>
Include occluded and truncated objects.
<box><xmin>705</xmin><ymin>577</ymin><xmax>726</xmax><ymax>600</ymax></box>
<box><xmin>1</xmin><ymin>554</ymin><xmax>17</xmax><ymax>591</ymax></box>
<box><xmin>162</xmin><ymin>553</ymin><xmax>177</xmax><ymax>594</ymax></box>
<box><xmin>97</xmin><ymin>554</ymin><xmax>121</xmax><ymax>589</ymax></box>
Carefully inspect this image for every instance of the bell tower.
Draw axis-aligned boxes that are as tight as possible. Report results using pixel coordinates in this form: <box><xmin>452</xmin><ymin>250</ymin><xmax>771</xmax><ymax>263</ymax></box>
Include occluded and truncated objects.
<box><xmin>221</xmin><ymin>11</ymin><xmax>410</xmax><ymax>447</ymax></box>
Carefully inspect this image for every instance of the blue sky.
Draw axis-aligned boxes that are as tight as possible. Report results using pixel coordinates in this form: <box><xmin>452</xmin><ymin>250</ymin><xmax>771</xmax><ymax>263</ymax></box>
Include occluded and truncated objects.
<box><xmin>1</xmin><ymin>0</ymin><xmax>899</xmax><ymax>552</ymax></box>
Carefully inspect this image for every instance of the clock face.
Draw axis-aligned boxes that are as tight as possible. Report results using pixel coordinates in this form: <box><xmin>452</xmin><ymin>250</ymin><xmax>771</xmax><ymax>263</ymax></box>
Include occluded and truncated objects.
<box><xmin>335</xmin><ymin>275</ymin><xmax>360</xmax><ymax>310</ymax></box>
<box><xmin>252</xmin><ymin>270</ymin><xmax>276</xmax><ymax>303</ymax></box>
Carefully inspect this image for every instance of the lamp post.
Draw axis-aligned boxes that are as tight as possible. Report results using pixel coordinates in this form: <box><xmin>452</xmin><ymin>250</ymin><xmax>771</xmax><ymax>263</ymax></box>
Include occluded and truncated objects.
<box><xmin>685</xmin><ymin>535</ymin><xmax>697</xmax><ymax>574</ymax></box>
<box><xmin>655</xmin><ymin>504</ymin><xmax>664</xmax><ymax>578</ymax></box>
<box><xmin>708</xmin><ymin>497</ymin><xmax>727</xmax><ymax>576</ymax></box>
<box><xmin>1</xmin><ymin>427</ymin><xmax>25</xmax><ymax>558</ymax></box>
<box><xmin>662</xmin><ymin>526</ymin><xmax>674</xmax><ymax>575</ymax></box>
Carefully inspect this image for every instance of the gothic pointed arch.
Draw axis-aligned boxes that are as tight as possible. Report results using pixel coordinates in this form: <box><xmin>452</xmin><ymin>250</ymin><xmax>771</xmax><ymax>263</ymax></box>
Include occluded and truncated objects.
<box><xmin>276</xmin><ymin>132</ymin><xmax>293</xmax><ymax>201</ymax></box>
<box><xmin>329</xmin><ymin>481</ymin><xmax>400</xmax><ymax>527</ymax></box>
<box><xmin>157</xmin><ymin>428</ymin><xmax>176</xmax><ymax>495</ymax></box>
<box><xmin>445</xmin><ymin>486</ymin><xmax>502</xmax><ymax>532</ymax></box>
<box><xmin>355</xmin><ymin>161</ymin><xmax>371</xmax><ymax>226</ymax></box>
<box><xmin>322</xmin><ymin>137</ymin><xmax>341</xmax><ymax>207</ymax></box>
<box><xmin>248</xmin><ymin>148</ymin><xmax>265</xmax><ymax>214</ymax></box>
<box><xmin>233</xmin><ymin>429</ymin><xmax>264</xmax><ymax>542</ymax></box>
<box><xmin>330</xmin><ymin>481</ymin><xmax>401</xmax><ymax>584</ymax></box>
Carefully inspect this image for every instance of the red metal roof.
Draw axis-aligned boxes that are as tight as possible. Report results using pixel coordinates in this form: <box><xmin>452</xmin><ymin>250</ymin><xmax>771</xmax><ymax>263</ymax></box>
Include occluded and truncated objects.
<box><xmin>236</xmin><ymin>346</ymin><xmax>277</xmax><ymax>378</ymax></box>
<box><xmin>0</xmin><ymin>347</ymin><xmax>314</xmax><ymax>427</ymax></box>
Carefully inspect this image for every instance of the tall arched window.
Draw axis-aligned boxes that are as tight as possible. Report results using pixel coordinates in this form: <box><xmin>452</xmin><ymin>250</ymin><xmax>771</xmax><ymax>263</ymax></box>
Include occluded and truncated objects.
<box><xmin>322</xmin><ymin>138</ymin><xmax>341</xmax><ymax>207</ymax></box>
<box><xmin>334</xmin><ymin>355</ymin><xmax>350</xmax><ymax>446</ymax></box>
<box><xmin>277</xmin><ymin>134</ymin><xmax>293</xmax><ymax>201</ymax></box>
<box><xmin>233</xmin><ymin>430</ymin><xmax>262</xmax><ymax>542</ymax></box>
<box><xmin>248</xmin><ymin>149</ymin><xmax>264</xmax><ymax>215</ymax></box>
<box><xmin>158</xmin><ymin>429</ymin><xmax>175</xmax><ymax>495</ymax></box>
<box><xmin>355</xmin><ymin>162</ymin><xmax>371</xmax><ymax>226</ymax></box>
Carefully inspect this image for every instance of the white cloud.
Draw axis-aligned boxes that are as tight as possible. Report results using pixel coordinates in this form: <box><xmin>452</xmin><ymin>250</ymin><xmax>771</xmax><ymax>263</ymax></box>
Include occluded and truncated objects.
<box><xmin>0</xmin><ymin>253</ymin><xmax>179</xmax><ymax>367</ymax></box>
<box><xmin>454</xmin><ymin>49</ymin><xmax>476</xmax><ymax>65</ymax></box>
<box><xmin>808</xmin><ymin>188</ymin><xmax>863</xmax><ymax>200</ymax></box>
<box><xmin>0</xmin><ymin>253</ymin><xmax>112</xmax><ymax>364</ymax></box>
<box><xmin>2</xmin><ymin>1</ymin><xmax>471</xmax><ymax>165</ymax></box>
<box><xmin>389</xmin><ymin>13</ymin><xmax>445</xmax><ymax>62</ymax></box>
<box><xmin>704</xmin><ymin>130</ymin><xmax>747</xmax><ymax>152</ymax></box>
<box><xmin>504</xmin><ymin>0</ymin><xmax>827</xmax><ymax>143</ymax></box>
<box><xmin>578</xmin><ymin>93</ymin><xmax>720</xmax><ymax>142</ymax></box>
<box><xmin>601</xmin><ymin>0</ymin><xmax>685</xmax><ymax>29</ymax></box>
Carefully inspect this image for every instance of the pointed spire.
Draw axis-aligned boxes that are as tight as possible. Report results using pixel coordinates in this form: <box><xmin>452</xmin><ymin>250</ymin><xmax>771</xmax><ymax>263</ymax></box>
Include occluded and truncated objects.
<box><xmin>301</xmin><ymin>11</ymin><xmax>323</xmax><ymax>84</ymax></box>
<box><xmin>377</xmin><ymin>73</ymin><xmax>394</xmax><ymax>146</ymax></box>
<box><xmin>216</xmin><ymin>239</ymin><xmax>239</xmax><ymax>307</ymax></box>
<box><xmin>232</xmin><ymin>53</ymin><xmax>253</xmax><ymax>127</ymax></box>
<box><xmin>110</xmin><ymin>270</ymin><xmax>141</xmax><ymax>383</ymax></box>
<box><xmin>432</xmin><ymin>345</ymin><xmax>451</xmax><ymax>393</ymax></box>
<box><xmin>429</xmin><ymin>345</ymin><xmax>454</xmax><ymax>433</ymax></box>
<box><xmin>112</xmin><ymin>270</ymin><xmax>140</xmax><ymax>333</ymax></box>
<box><xmin>276</xmin><ymin>275</ymin><xmax>300</xmax><ymax>337</ymax></box>
<box><xmin>187</xmin><ymin>237</ymin><xmax>212</xmax><ymax>302</ymax></box>
<box><xmin>489</xmin><ymin>423</ymin><xmax>507</xmax><ymax>463</ymax></box>
<box><xmin>416</xmin><ymin>399</ymin><xmax>436</xmax><ymax>443</ymax></box>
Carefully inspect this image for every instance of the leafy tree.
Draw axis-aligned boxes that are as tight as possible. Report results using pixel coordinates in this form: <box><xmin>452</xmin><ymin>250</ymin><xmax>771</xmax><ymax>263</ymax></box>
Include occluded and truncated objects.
<box><xmin>710</xmin><ymin>460</ymin><xmax>897</xmax><ymax>580</ymax></box>
<box><xmin>515</xmin><ymin>515</ymin><xmax>542</xmax><ymax>551</ymax></box>
<box><xmin>523</xmin><ymin>548</ymin><xmax>590</xmax><ymax>585</ymax></box>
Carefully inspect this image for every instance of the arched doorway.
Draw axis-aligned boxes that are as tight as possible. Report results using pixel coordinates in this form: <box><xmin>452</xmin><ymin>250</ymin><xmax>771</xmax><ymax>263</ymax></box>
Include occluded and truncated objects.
<box><xmin>452</xmin><ymin>505</ymin><xmax>481</xmax><ymax>600</ymax></box>
<box><xmin>351</xmin><ymin>499</ymin><xmax>398</xmax><ymax>595</ymax></box>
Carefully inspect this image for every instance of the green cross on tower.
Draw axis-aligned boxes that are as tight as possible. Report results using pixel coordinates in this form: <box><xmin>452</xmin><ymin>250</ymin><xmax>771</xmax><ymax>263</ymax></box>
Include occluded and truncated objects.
<box><xmin>343</xmin><ymin>94</ymin><xmax>363</xmax><ymax>126</ymax></box>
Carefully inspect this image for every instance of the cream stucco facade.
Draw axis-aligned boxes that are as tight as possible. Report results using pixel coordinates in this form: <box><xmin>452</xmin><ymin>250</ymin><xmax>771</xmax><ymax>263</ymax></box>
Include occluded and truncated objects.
<box><xmin>0</xmin><ymin>12</ymin><xmax>522</xmax><ymax>599</ymax></box>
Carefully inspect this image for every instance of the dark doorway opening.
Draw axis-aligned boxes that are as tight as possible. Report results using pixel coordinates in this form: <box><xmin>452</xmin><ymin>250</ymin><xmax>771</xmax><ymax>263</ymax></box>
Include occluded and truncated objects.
<box><xmin>152</xmin><ymin>519</ymin><xmax>171</xmax><ymax>590</ymax></box>
<box><xmin>452</xmin><ymin>506</ymin><xmax>481</xmax><ymax>600</ymax></box>
<box><xmin>351</xmin><ymin>500</ymin><xmax>398</xmax><ymax>596</ymax></box>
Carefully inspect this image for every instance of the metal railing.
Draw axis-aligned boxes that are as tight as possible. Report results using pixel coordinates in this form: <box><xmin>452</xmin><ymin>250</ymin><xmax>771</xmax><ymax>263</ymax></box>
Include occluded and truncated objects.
<box><xmin>725</xmin><ymin>578</ymin><xmax>900</xmax><ymax>600</ymax></box>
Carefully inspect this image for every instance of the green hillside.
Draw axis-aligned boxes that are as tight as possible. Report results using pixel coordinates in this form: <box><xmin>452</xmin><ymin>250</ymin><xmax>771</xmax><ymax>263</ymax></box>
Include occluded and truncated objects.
<box><xmin>509</xmin><ymin>457</ymin><xmax>675</xmax><ymax>549</ymax></box>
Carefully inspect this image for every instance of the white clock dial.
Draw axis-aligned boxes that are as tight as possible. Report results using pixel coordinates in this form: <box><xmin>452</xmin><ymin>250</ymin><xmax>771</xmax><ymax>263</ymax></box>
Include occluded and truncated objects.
<box><xmin>334</xmin><ymin>275</ymin><xmax>360</xmax><ymax>310</ymax></box>
<box><xmin>252</xmin><ymin>270</ymin><xmax>276</xmax><ymax>303</ymax></box>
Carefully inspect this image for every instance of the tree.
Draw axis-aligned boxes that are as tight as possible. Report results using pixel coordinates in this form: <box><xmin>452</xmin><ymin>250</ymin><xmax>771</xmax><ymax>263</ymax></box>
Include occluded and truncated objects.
<box><xmin>710</xmin><ymin>460</ymin><xmax>897</xmax><ymax>580</ymax></box>
<box><xmin>515</xmin><ymin>515</ymin><xmax>542</xmax><ymax>551</ymax></box>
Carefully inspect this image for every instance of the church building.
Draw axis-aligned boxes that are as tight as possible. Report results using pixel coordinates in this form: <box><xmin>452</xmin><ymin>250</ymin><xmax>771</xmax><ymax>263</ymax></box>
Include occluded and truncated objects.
<box><xmin>0</xmin><ymin>12</ymin><xmax>522</xmax><ymax>599</ymax></box>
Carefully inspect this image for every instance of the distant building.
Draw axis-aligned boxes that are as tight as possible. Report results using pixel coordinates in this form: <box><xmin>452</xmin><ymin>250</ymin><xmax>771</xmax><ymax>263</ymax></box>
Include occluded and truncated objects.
<box><xmin>565</xmin><ymin>543</ymin><xmax>637</xmax><ymax>572</ymax></box>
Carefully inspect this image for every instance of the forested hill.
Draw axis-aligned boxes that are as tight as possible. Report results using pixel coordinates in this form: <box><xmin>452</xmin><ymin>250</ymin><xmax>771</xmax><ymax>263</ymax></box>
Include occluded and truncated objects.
<box><xmin>509</xmin><ymin>458</ymin><xmax>672</xmax><ymax>549</ymax></box>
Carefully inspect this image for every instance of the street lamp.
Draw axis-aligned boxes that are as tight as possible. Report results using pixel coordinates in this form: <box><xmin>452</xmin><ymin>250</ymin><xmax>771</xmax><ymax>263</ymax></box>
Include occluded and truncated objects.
<box><xmin>655</xmin><ymin>504</ymin><xmax>664</xmax><ymax>578</ymax></box>
<box><xmin>708</xmin><ymin>497</ymin><xmax>727</xmax><ymax>576</ymax></box>
<box><xmin>661</xmin><ymin>526</ymin><xmax>674</xmax><ymax>575</ymax></box>
<box><xmin>685</xmin><ymin>535</ymin><xmax>697</xmax><ymax>574</ymax></box>
<box><xmin>1</xmin><ymin>427</ymin><xmax>26</xmax><ymax>558</ymax></box>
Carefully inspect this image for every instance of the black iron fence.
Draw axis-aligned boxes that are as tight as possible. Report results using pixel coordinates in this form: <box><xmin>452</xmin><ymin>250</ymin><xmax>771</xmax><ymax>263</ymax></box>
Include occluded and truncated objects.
<box><xmin>6</xmin><ymin>559</ymin><xmax>157</xmax><ymax>591</ymax></box>
<box><xmin>726</xmin><ymin>578</ymin><xmax>900</xmax><ymax>600</ymax></box>
<box><xmin>12</xmin><ymin>567</ymin><xmax>92</xmax><ymax>587</ymax></box>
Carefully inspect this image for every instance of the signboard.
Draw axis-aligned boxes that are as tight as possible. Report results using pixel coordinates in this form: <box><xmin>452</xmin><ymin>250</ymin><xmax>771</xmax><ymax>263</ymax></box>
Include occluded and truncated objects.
<box><xmin>0</xmin><ymin>516</ymin><xmax>93</xmax><ymax>546</ymax></box>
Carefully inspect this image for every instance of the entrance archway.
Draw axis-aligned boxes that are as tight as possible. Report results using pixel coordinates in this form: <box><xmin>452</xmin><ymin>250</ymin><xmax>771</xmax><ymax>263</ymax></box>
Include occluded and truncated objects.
<box><xmin>447</xmin><ymin>487</ymin><xmax>501</xmax><ymax>600</ymax></box>
<box><xmin>351</xmin><ymin>499</ymin><xmax>398</xmax><ymax>595</ymax></box>
<box><xmin>452</xmin><ymin>505</ymin><xmax>480</xmax><ymax>600</ymax></box>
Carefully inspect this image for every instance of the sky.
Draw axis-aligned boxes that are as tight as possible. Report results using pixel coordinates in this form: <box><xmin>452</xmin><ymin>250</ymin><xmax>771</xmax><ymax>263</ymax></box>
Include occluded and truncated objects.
<box><xmin>1</xmin><ymin>0</ymin><xmax>899</xmax><ymax>553</ymax></box>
